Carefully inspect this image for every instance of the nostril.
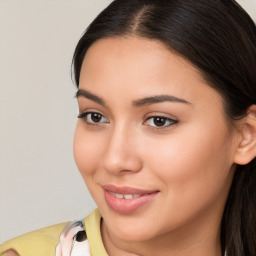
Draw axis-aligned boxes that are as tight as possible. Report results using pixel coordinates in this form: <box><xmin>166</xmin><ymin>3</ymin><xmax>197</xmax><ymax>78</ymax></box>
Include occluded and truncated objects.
<box><xmin>119</xmin><ymin>169</ymin><xmax>136</xmax><ymax>174</ymax></box>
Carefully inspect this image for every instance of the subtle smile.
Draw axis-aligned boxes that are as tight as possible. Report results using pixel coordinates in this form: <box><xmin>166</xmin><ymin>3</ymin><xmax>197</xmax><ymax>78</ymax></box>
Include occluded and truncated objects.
<box><xmin>110</xmin><ymin>192</ymin><xmax>141</xmax><ymax>199</ymax></box>
<box><xmin>103</xmin><ymin>184</ymin><xmax>159</xmax><ymax>214</ymax></box>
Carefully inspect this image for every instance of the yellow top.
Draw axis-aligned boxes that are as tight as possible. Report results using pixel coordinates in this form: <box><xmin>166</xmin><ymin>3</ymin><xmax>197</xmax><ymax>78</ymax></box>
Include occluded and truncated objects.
<box><xmin>0</xmin><ymin>209</ymin><xmax>108</xmax><ymax>256</ymax></box>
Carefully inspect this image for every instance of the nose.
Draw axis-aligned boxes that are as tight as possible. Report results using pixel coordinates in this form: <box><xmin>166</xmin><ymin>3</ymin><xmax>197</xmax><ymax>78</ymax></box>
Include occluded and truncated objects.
<box><xmin>103</xmin><ymin>124</ymin><xmax>143</xmax><ymax>175</ymax></box>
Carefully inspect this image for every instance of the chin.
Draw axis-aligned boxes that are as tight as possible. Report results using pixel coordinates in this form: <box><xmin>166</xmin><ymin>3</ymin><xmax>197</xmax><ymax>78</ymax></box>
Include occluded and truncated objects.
<box><xmin>113</xmin><ymin>226</ymin><xmax>155</xmax><ymax>242</ymax></box>
<box><xmin>102</xmin><ymin>211</ymin><xmax>159</xmax><ymax>242</ymax></box>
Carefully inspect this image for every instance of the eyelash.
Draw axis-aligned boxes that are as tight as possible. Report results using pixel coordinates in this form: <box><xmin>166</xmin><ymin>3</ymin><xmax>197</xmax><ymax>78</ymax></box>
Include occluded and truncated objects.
<box><xmin>77</xmin><ymin>112</ymin><xmax>109</xmax><ymax>126</ymax></box>
<box><xmin>77</xmin><ymin>112</ymin><xmax>178</xmax><ymax>128</ymax></box>
<box><xmin>144</xmin><ymin>116</ymin><xmax>178</xmax><ymax>128</ymax></box>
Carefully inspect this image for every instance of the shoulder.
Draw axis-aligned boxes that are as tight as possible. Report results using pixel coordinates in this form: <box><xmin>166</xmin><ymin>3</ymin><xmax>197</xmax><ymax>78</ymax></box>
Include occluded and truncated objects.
<box><xmin>0</xmin><ymin>209</ymin><xmax>107</xmax><ymax>256</ymax></box>
<box><xmin>0</xmin><ymin>222</ymin><xmax>68</xmax><ymax>256</ymax></box>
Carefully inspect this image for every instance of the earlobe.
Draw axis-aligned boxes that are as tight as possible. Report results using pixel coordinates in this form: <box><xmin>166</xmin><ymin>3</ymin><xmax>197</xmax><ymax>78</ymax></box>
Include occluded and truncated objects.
<box><xmin>234</xmin><ymin>105</ymin><xmax>256</xmax><ymax>165</ymax></box>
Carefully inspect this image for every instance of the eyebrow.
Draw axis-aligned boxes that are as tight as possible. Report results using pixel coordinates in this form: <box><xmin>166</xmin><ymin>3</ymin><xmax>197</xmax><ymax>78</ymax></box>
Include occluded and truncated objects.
<box><xmin>132</xmin><ymin>95</ymin><xmax>191</xmax><ymax>107</ymax></box>
<box><xmin>75</xmin><ymin>89</ymin><xmax>191</xmax><ymax>107</ymax></box>
<box><xmin>76</xmin><ymin>89</ymin><xmax>106</xmax><ymax>106</ymax></box>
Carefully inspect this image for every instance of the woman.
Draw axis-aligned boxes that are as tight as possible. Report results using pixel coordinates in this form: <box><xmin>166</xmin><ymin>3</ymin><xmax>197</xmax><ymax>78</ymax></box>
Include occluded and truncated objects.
<box><xmin>1</xmin><ymin>0</ymin><xmax>256</xmax><ymax>255</ymax></box>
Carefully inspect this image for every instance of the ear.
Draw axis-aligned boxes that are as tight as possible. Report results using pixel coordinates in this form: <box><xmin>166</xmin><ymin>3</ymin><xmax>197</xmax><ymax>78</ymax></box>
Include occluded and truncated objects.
<box><xmin>233</xmin><ymin>105</ymin><xmax>256</xmax><ymax>165</ymax></box>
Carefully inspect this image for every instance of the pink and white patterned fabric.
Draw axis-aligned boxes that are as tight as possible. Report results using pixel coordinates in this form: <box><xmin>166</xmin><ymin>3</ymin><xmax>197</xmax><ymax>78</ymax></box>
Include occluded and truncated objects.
<box><xmin>56</xmin><ymin>220</ymin><xmax>91</xmax><ymax>256</ymax></box>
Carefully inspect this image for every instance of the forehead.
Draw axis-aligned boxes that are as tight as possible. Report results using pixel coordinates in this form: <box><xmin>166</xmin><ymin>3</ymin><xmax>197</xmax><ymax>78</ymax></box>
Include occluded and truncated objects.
<box><xmin>81</xmin><ymin>36</ymin><xmax>199</xmax><ymax>80</ymax></box>
<box><xmin>79</xmin><ymin>36</ymin><xmax>222</xmax><ymax>108</ymax></box>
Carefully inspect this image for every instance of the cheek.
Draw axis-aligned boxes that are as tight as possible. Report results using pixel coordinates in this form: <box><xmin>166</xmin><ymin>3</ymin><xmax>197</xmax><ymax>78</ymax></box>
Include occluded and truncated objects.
<box><xmin>144</xmin><ymin>122</ymin><xmax>232</xmax><ymax>194</ymax></box>
<box><xmin>140</xmin><ymin>124</ymin><xmax>234</xmax><ymax>227</ymax></box>
<box><xmin>73</xmin><ymin>124</ymin><xmax>104</xmax><ymax>177</ymax></box>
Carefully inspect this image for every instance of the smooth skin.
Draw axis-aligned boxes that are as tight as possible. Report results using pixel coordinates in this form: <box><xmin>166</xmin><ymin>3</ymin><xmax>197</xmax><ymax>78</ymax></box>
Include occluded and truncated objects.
<box><xmin>73</xmin><ymin>37</ymin><xmax>256</xmax><ymax>256</ymax></box>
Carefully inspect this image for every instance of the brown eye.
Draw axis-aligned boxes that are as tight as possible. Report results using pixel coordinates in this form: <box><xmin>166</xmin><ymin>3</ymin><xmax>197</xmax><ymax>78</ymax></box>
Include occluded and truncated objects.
<box><xmin>153</xmin><ymin>117</ymin><xmax>167</xmax><ymax>127</ymax></box>
<box><xmin>144</xmin><ymin>116</ymin><xmax>178</xmax><ymax>128</ymax></box>
<box><xmin>90</xmin><ymin>113</ymin><xmax>103</xmax><ymax>122</ymax></box>
<box><xmin>77</xmin><ymin>112</ymin><xmax>109</xmax><ymax>125</ymax></box>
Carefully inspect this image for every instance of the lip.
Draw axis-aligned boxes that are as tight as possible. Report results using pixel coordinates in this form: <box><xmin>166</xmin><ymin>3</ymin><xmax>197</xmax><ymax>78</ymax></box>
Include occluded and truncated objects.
<box><xmin>102</xmin><ymin>184</ymin><xmax>159</xmax><ymax>214</ymax></box>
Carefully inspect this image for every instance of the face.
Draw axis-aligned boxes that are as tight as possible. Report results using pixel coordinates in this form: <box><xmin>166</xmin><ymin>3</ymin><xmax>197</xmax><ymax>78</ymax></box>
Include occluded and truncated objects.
<box><xmin>74</xmin><ymin>37</ymin><xmax>238</xmax><ymax>243</ymax></box>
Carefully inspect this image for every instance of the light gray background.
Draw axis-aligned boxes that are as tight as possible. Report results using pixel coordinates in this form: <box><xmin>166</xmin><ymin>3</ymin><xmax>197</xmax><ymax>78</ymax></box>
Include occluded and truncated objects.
<box><xmin>0</xmin><ymin>0</ymin><xmax>255</xmax><ymax>244</ymax></box>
